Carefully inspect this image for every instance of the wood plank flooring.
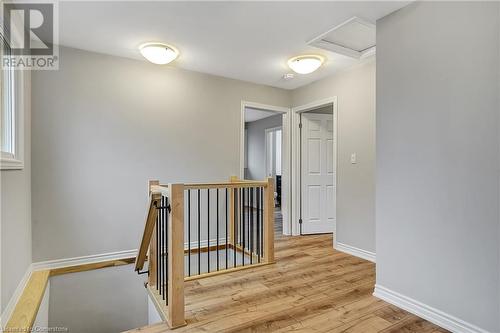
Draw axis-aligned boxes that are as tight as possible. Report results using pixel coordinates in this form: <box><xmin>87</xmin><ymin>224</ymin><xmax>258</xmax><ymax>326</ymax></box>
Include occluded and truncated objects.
<box><xmin>126</xmin><ymin>226</ymin><xmax>447</xmax><ymax>332</ymax></box>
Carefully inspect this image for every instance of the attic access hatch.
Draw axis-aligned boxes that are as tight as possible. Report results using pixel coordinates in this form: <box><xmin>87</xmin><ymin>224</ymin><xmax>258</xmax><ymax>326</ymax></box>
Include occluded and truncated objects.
<box><xmin>308</xmin><ymin>17</ymin><xmax>376</xmax><ymax>59</ymax></box>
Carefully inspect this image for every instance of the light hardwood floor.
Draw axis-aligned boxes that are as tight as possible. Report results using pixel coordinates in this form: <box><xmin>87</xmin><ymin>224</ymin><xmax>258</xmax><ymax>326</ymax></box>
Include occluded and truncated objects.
<box><xmin>126</xmin><ymin>223</ymin><xmax>447</xmax><ymax>332</ymax></box>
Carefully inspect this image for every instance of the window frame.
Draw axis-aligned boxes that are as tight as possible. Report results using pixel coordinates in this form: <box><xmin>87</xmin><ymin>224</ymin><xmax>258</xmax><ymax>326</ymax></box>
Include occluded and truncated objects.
<box><xmin>1</xmin><ymin>22</ymin><xmax>24</xmax><ymax>170</ymax></box>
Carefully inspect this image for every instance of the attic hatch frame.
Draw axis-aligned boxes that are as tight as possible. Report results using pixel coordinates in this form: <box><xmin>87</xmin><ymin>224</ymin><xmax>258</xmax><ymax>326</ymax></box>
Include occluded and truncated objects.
<box><xmin>308</xmin><ymin>16</ymin><xmax>376</xmax><ymax>60</ymax></box>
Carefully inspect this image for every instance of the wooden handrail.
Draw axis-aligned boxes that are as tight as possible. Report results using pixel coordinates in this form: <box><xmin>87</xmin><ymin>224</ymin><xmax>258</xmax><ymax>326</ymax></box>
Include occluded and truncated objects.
<box><xmin>5</xmin><ymin>271</ymin><xmax>50</xmax><ymax>332</ymax></box>
<box><xmin>135</xmin><ymin>192</ymin><xmax>161</xmax><ymax>272</ymax></box>
<box><xmin>160</xmin><ymin>181</ymin><xmax>268</xmax><ymax>189</ymax></box>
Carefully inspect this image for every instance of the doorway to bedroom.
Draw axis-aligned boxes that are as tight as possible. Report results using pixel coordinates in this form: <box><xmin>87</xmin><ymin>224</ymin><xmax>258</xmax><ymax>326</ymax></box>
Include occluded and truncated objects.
<box><xmin>242</xmin><ymin>103</ymin><xmax>288</xmax><ymax>234</ymax></box>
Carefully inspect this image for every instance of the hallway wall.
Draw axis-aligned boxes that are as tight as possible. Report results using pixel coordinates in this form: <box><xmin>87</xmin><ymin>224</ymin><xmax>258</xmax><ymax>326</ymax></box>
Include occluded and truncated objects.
<box><xmin>0</xmin><ymin>71</ymin><xmax>32</xmax><ymax>315</ymax></box>
<box><xmin>376</xmin><ymin>2</ymin><xmax>500</xmax><ymax>332</ymax></box>
<box><xmin>291</xmin><ymin>59</ymin><xmax>376</xmax><ymax>256</ymax></box>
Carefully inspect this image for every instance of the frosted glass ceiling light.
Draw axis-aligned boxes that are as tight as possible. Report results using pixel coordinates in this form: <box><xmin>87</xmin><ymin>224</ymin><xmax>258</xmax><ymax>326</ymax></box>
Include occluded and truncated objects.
<box><xmin>139</xmin><ymin>43</ymin><xmax>179</xmax><ymax>65</ymax></box>
<box><xmin>287</xmin><ymin>55</ymin><xmax>324</xmax><ymax>74</ymax></box>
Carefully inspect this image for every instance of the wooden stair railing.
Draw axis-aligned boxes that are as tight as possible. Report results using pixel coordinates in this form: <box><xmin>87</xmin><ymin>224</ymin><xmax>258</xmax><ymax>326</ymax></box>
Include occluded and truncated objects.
<box><xmin>134</xmin><ymin>180</ymin><xmax>161</xmax><ymax>273</ymax></box>
<box><xmin>135</xmin><ymin>177</ymin><xmax>274</xmax><ymax>329</ymax></box>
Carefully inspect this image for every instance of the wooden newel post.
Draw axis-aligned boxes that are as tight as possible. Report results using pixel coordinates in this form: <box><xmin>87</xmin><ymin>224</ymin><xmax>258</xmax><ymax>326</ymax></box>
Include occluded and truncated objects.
<box><xmin>167</xmin><ymin>183</ymin><xmax>186</xmax><ymax>328</ymax></box>
<box><xmin>148</xmin><ymin>180</ymin><xmax>160</xmax><ymax>288</ymax></box>
<box><xmin>263</xmin><ymin>177</ymin><xmax>275</xmax><ymax>263</ymax></box>
<box><xmin>229</xmin><ymin>176</ymin><xmax>238</xmax><ymax>245</ymax></box>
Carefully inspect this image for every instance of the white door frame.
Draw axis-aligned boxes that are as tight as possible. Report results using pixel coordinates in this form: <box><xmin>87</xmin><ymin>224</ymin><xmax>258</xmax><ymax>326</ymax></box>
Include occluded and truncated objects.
<box><xmin>240</xmin><ymin>101</ymin><xmax>291</xmax><ymax>235</ymax></box>
<box><xmin>264</xmin><ymin>125</ymin><xmax>282</xmax><ymax>180</ymax></box>
<box><xmin>291</xmin><ymin>97</ymin><xmax>338</xmax><ymax>237</ymax></box>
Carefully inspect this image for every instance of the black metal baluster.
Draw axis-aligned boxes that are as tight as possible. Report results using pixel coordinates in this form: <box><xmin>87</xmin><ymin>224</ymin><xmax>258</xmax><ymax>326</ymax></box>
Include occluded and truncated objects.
<box><xmin>257</xmin><ymin>187</ymin><xmax>261</xmax><ymax>263</ymax></box>
<box><xmin>162</xmin><ymin>196</ymin><xmax>165</xmax><ymax>301</ymax></box>
<box><xmin>239</xmin><ymin>188</ymin><xmax>242</xmax><ymax>247</ymax></box>
<box><xmin>225</xmin><ymin>188</ymin><xmax>228</xmax><ymax>269</ymax></box>
<box><xmin>198</xmin><ymin>189</ymin><xmax>201</xmax><ymax>275</ymax></box>
<box><xmin>237</xmin><ymin>188</ymin><xmax>243</xmax><ymax>245</ymax></box>
<box><xmin>260</xmin><ymin>187</ymin><xmax>264</xmax><ymax>256</ymax></box>
<box><xmin>216</xmin><ymin>188</ymin><xmax>220</xmax><ymax>271</ymax></box>
<box><xmin>234</xmin><ymin>189</ymin><xmax>237</xmax><ymax>268</ymax></box>
<box><xmin>242</xmin><ymin>188</ymin><xmax>245</xmax><ymax>266</ymax></box>
<box><xmin>238</xmin><ymin>188</ymin><xmax>241</xmax><ymax>266</ymax></box>
<box><xmin>245</xmin><ymin>187</ymin><xmax>250</xmax><ymax>250</ymax></box>
<box><xmin>159</xmin><ymin>197</ymin><xmax>163</xmax><ymax>298</ymax></box>
<box><xmin>246</xmin><ymin>187</ymin><xmax>249</xmax><ymax>263</ymax></box>
<box><xmin>167</xmin><ymin>197</ymin><xmax>169</xmax><ymax>305</ymax></box>
<box><xmin>188</xmin><ymin>190</ymin><xmax>191</xmax><ymax>277</ymax></box>
<box><xmin>156</xmin><ymin>199</ymin><xmax>160</xmax><ymax>290</ymax></box>
<box><xmin>161</xmin><ymin>196</ymin><xmax>165</xmax><ymax>300</ymax></box>
<box><xmin>245</xmin><ymin>188</ymin><xmax>247</xmax><ymax>252</ymax></box>
<box><xmin>207</xmin><ymin>189</ymin><xmax>210</xmax><ymax>273</ymax></box>
<box><xmin>250</xmin><ymin>187</ymin><xmax>253</xmax><ymax>264</ymax></box>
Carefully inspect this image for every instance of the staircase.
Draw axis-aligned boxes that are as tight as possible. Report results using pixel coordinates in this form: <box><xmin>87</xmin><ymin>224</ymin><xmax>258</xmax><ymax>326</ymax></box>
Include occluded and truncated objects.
<box><xmin>135</xmin><ymin>177</ymin><xmax>275</xmax><ymax>328</ymax></box>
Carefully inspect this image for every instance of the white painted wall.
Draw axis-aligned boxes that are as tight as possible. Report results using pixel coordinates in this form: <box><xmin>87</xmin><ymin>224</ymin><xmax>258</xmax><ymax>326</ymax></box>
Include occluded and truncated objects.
<box><xmin>48</xmin><ymin>265</ymin><xmax>148</xmax><ymax>333</ymax></box>
<box><xmin>0</xmin><ymin>70</ymin><xmax>31</xmax><ymax>315</ymax></box>
<box><xmin>31</xmin><ymin>46</ymin><xmax>290</xmax><ymax>262</ymax></box>
<box><xmin>291</xmin><ymin>60</ymin><xmax>376</xmax><ymax>254</ymax></box>
<box><xmin>376</xmin><ymin>2</ymin><xmax>499</xmax><ymax>332</ymax></box>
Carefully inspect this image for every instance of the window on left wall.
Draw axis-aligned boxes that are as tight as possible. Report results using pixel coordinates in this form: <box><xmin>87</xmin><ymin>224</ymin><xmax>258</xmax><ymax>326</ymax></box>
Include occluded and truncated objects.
<box><xmin>1</xmin><ymin>32</ymin><xmax>23</xmax><ymax>170</ymax></box>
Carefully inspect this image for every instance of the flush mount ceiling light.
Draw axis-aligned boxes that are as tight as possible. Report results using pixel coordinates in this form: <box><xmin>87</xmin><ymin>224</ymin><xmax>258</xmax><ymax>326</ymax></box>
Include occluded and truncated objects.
<box><xmin>139</xmin><ymin>43</ymin><xmax>179</xmax><ymax>65</ymax></box>
<box><xmin>287</xmin><ymin>55</ymin><xmax>324</xmax><ymax>74</ymax></box>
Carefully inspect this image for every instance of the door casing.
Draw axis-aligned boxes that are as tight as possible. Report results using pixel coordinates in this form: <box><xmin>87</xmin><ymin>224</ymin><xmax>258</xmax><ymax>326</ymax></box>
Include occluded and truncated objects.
<box><xmin>291</xmin><ymin>97</ymin><xmax>338</xmax><ymax>240</ymax></box>
<box><xmin>240</xmin><ymin>101</ymin><xmax>291</xmax><ymax>235</ymax></box>
<box><xmin>265</xmin><ymin>126</ymin><xmax>282</xmax><ymax>181</ymax></box>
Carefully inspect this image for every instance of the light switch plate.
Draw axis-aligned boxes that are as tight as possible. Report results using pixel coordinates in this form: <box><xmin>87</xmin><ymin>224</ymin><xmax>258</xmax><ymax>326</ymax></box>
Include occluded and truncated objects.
<box><xmin>350</xmin><ymin>153</ymin><xmax>357</xmax><ymax>164</ymax></box>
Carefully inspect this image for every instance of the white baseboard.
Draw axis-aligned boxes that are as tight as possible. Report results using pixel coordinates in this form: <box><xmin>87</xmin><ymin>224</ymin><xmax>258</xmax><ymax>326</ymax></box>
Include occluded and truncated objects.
<box><xmin>373</xmin><ymin>285</ymin><xmax>492</xmax><ymax>333</ymax></box>
<box><xmin>335</xmin><ymin>242</ymin><xmax>376</xmax><ymax>263</ymax></box>
<box><xmin>31</xmin><ymin>249</ymin><xmax>138</xmax><ymax>271</ymax></box>
<box><xmin>0</xmin><ymin>265</ymin><xmax>33</xmax><ymax>328</ymax></box>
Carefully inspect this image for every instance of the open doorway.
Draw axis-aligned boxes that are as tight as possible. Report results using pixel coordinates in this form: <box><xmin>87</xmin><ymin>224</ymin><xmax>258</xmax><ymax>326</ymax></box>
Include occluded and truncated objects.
<box><xmin>265</xmin><ymin>126</ymin><xmax>282</xmax><ymax>232</ymax></box>
<box><xmin>241</xmin><ymin>102</ymin><xmax>289</xmax><ymax>235</ymax></box>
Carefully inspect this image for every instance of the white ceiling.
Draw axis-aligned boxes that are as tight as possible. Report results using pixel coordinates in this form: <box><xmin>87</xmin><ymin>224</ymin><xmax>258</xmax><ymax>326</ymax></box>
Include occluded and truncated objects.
<box><xmin>245</xmin><ymin>107</ymin><xmax>282</xmax><ymax>123</ymax></box>
<box><xmin>57</xmin><ymin>1</ymin><xmax>410</xmax><ymax>90</ymax></box>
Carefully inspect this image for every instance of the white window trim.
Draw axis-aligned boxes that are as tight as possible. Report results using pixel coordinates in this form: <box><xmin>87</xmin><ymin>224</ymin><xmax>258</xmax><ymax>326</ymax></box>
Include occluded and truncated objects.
<box><xmin>1</xmin><ymin>15</ymin><xmax>25</xmax><ymax>170</ymax></box>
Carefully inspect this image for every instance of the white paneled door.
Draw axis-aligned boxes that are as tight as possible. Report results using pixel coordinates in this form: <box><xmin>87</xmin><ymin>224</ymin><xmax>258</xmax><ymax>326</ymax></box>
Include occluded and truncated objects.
<box><xmin>301</xmin><ymin>113</ymin><xmax>335</xmax><ymax>234</ymax></box>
